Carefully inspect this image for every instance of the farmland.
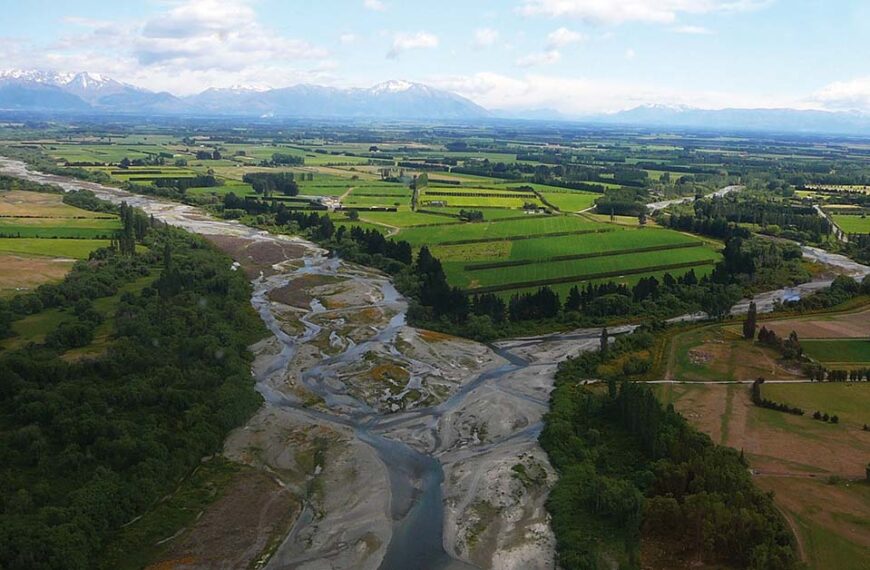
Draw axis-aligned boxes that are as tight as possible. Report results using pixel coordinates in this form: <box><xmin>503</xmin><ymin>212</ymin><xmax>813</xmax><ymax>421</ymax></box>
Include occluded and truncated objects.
<box><xmin>801</xmin><ymin>339</ymin><xmax>870</xmax><ymax>367</ymax></box>
<box><xmin>3</xmin><ymin>133</ymin><xmax>732</xmax><ymax>301</ymax></box>
<box><xmin>832</xmin><ymin>214</ymin><xmax>870</xmax><ymax>234</ymax></box>
<box><xmin>0</xmin><ymin>189</ymin><xmax>119</xmax><ymax>295</ymax></box>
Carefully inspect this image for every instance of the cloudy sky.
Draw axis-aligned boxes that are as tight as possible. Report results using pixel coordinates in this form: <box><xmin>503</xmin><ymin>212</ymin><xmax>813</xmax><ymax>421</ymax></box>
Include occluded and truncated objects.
<box><xmin>1</xmin><ymin>0</ymin><xmax>868</xmax><ymax>114</ymax></box>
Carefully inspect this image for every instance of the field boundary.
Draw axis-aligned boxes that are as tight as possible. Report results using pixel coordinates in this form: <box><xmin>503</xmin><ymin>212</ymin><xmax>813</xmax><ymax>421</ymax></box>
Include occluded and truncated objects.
<box><xmin>464</xmin><ymin>259</ymin><xmax>716</xmax><ymax>294</ymax></box>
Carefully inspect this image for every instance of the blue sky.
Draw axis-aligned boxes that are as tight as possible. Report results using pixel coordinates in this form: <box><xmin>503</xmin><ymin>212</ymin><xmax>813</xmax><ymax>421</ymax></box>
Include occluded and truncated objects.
<box><xmin>0</xmin><ymin>0</ymin><xmax>868</xmax><ymax>114</ymax></box>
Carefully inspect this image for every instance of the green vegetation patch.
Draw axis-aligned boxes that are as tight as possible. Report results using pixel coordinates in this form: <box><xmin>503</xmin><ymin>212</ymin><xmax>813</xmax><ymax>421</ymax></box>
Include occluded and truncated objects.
<box><xmin>0</xmin><ymin>237</ymin><xmax>112</xmax><ymax>258</ymax></box>
<box><xmin>801</xmin><ymin>339</ymin><xmax>870</xmax><ymax>365</ymax></box>
<box><xmin>761</xmin><ymin>383</ymin><xmax>870</xmax><ymax>426</ymax></box>
<box><xmin>832</xmin><ymin>214</ymin><xmax>870</xmax><ymax>234</ymax></box>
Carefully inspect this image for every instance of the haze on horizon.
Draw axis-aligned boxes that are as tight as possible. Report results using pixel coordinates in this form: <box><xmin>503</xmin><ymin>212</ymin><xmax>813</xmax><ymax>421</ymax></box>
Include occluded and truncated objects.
<box><xmin>0</xmin><ymin>0</ymin><xmax>868</xmax><ymax>116</ymax></box>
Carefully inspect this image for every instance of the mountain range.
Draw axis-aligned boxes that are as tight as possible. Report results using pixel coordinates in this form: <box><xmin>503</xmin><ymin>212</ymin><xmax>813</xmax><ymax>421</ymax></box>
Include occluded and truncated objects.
<box><xmin>1</xmin><ymin>69</ymin><xmax>868</xmax><ymax>134</ymax></box>
<box><xmin>0</xmin><ymin>71</ymin><xmax>488</xmax><ymax>119</ymax></box>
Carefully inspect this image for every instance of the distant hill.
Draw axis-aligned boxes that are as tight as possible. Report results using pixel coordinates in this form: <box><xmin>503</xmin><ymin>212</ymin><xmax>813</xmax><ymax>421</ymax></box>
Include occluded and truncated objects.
<box><xmin>588</xmin><ymin>104</ymin><xmax>870</xmax><ymax>135</ymax></box>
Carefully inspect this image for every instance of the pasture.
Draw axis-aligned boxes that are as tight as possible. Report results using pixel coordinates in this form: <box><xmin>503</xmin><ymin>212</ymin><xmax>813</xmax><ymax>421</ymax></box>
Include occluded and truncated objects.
<box><xmin>395</xmin><ymin>215</ymin><xmax>602</xmax><ymax>245</ymax></box>
<box><xmin>659</xmin><ymin>381</ymin><xmax>870</xmax><ymax>570</ymax></box>
<box><xmin>832</xmin><ymin>214</ymin><xmax>870</xmax><ymax>234</ymax></box>
<box><xmin>0</xmin><ymin>237</ymin><xmax>111</xmax><ymax>259</ymax></box>
<box><xmin>801</xmin><ymin>339</ymin><xmax>870</xmax><ymax>367</ymax></box>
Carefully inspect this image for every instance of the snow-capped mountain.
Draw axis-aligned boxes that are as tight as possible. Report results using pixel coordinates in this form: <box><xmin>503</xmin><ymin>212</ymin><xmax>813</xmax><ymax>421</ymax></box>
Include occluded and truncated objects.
<box><xmin>0</xmin><ymin>69</ymin><xmax>487</xmax><ymax>119</ymax></box>
<box><xmin>62</xmin><ymin>72</ymin><xmax>138</xmax><ymax>103</ymax></box>
<box><xmin>594</xmin><ymin>104</ymin><xmax>870</xmax><ymax>134</ymax></box>
<box><xmin>0</xmin><ymin>69</ymin><xmax>186</xmax><ymax>111</ymax></box>
<box><xmin>183</xmin><ymin>79</ymin><xmax>489</xmax><ymax>119</ymax></box>
<box><xmin>1</xmin><ymin>69</ymin><xmax>867</xmax><ymax>133</ymax></box>
<box><xmin>0</xmin><ymin>69</ymin><xmax>78</xmax><ymax>85</ymax></box>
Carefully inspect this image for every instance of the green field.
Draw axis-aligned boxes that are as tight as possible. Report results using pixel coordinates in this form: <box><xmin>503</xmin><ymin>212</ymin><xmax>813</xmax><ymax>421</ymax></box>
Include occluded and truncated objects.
<box><xmin>762</xmin><ymin>383</ymin><xmax>870</xmax><ymax>425</ymax></box>
<box><xmin>355</xmin><ymin>209</ymin><xmax>458</xmax><ymax>228</ymax></box>
<box><xmin>801</xmin><ymin>339</ymin><xmax>870</xmax><ymax>365</ymax></box>
<box><xmin>0</xmin><ymin>216</ymin><xmax>120</xmax><ymax>238</ymax></box>
<box><xmin>832</xmin><ymin>214</ymin><xmax>870</xmax><ymax>234</ymax></box>
<box><xmin>446</xmin><ymin>245</ymin><xmax>719</xmax><ymax>292</ymax></box>
<box><xmin>0</xmin><ymin>237</ymin><xmax>111</xmax><ymax>258</ymax></box>
<box><xmin>395</xmin><ymin>215</ymin><xmax>602</xmax><ymax>245</ymax></box>
<box><xmin>539</xmin><ymin>190</ymin><xmax>598</xmax><ymax>212</ymax></box>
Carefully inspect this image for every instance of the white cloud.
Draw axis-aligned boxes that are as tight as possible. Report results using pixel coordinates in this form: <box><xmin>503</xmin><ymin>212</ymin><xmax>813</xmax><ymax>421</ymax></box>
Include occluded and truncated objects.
<box><xmin>473</xmin><ymin>27</ymin><xmax>500</xmax><ymax>48</ymax></box>
<box><xmin>387</xmin><ymin>31</ymin><xmax>439</xmax><ymax>58</ymax></box>
<box><xmin>430</xmin><ymin>71</ymin><xmax>805</xmax><ymax>115</ymax></box>
<box><xmin>340</xmin><ymin>33</ymin><xmax>358</xmax><ymax>44</ymax></box>
<box><xmin>363</xmin><ymin>0</ymin><xmax>386</xmax><ymax>11</ymax></box>
<box><xmin>516</xmin><ymin>50</ymin><xmax>561</xmax><ymax>67</ymax></box>
<box><xmin>546</xmin><ymin>27</ymin><xmax>586</xmax><ymax>48</ymax></box>
<box><xmin>672</xmin><ymin>25</ymin><xmax>714</xmax><ymax>34</ymax></box>
<box><xmin>8</xmin><ymin>0</ymin><xmax>332</xmax><ymax>95</ymax></box>
<box><xmin>517</xmin><ymin>0</ymin><xmax>771</xmax><ymax>25</ymax></box>
<box><xmin>625</xmin><ymin>48</ymin><xmax>636</xmax><ymax>60</ymax></box>
<box><xmin>813</xmin><ymin>77</ymin><xmax>870</xmax><ymax>111</ymax></box>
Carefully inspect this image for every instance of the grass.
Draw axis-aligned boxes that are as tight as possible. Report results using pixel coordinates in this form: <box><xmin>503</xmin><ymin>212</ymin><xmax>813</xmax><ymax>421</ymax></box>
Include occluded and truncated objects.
<box><xmin>0</xmin><ymin>237</ymin><xmax>111</xmax><ymax>258</ymax></box>
<box><xmin>762</xmin><ymin>383</ymin><xmax>870</xmax><ymax>426</ymax></box>
<box><xmin>831</xmin><ymin>214</ymin><xmax>870</xmax><ymax>234</ymax></box>
<box><xmin>0</xmin><ymin>218</ymin><xmax>120</xmax><ymax>239</ymax></box>
<box><xmin>356</xmin><ymin>209</ymin><xmax>458</xmax><ymax>228</ymax></box>
<box><xmin>539</xmin><ymin>190</ymin><xmax>599</xmax><ymax>212</ymax></box>
<box><xmin>395</xmin><ymin>215</ymin><xmax>602</xmax><ymax>245</ymax></box>
<box><xmin>801</xmin><ymin>339</ymin><xmax>870</xmax><ymax>366</ymax></box>
<box><xmin>667</xmin><ymin>324</ymin><xmax>804</xmax><ymax>382</ymax></box>
<box><xmin>0</xmin><ymin>189</ymin><xmax>111</xmax><ymax>218</ymax></box>
<box><xmin>0</xmin><ymin>308</ymin><xmax>66</xmax><ymax>351</ymax></box>
<box><xmin>507</xmin><ymin>228</ymin><xmax>703</xmax><ymax>261</ymax></box>
<box><xmin>447</xmin><ymin>245</ymin><xmax>719</xmax><ymax>291</ymax></box>
<box><xmin>792</xmin><ymin>506</ymin><xmax>870</xmax><ymax>570</ymax></box>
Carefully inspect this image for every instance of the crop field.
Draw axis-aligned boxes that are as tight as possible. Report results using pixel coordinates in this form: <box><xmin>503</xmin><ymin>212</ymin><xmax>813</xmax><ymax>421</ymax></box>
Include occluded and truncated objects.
<box><xmin>395</xmin><ymin>215</ymin><xmax>603</xmax><ymax>245</ymax></box>
<box><xmin>538</xmin><ymin>190</ymin><xmax>598</xmax><ymax>212</ymax></box>
<box><xmin>0</xmin><ymin>190</ymin><xmax>121</xmax><ymax>239</ymax></box>
<box><xmin>0</xmin><ymin>237</ymin><xmax>111</xmax><ymax>258</ymax></box>
<box><xmin>354</xmin><ymin>209</ymin><xmax>458</xmax><ymax>228</ymax></box>
<box><xmin>417</xmin><ymin>184</ymin><xmax>544</xmax><ymax>209</ymax></box>
<box><xmin>801</xmin><ymin>339</ymin><xmax>870</xmax><ymax>367</ymax></box>
<box><xmin>41</xmin><ymin>143</ymin><xmax>169</xmax><ymax>163</ymax></box>
<box><xmin>446</xmin><ymin>246</ymin><xmax>719</xmax><ymax>292</ymax></box>
<box><xmin>502</xmin><ymin>264</ymin><xmax>716</xmax><ymax>301</ymax></box>
<box><xmin>832</xmin><ymin>214</ymin><xmax>870</xmax><ymax>234</ymax></box>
